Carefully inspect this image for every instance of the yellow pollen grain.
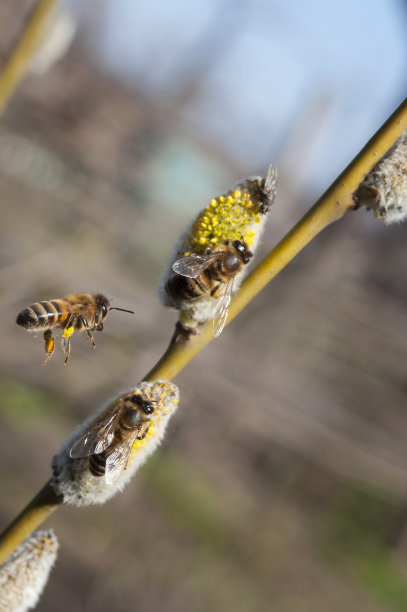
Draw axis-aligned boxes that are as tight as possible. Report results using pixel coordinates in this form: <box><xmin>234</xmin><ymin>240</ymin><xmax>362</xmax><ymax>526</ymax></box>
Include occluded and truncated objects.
<box><xmin>187</xmin><ymin>177</ymin><xmax>266</xmax><ymax>252</ymax></box>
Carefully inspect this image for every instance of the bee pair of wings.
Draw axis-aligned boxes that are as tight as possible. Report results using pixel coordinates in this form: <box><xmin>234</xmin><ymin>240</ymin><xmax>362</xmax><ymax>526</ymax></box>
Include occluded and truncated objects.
<box><xmin>70</xmin><ymin>410</ymin><xmax>140</xmax><ymax>485</ymax></box>
<box><xmin>172</xmin><ymin>251</ymin><xmax>233</xmax><ymax>337</ymax></box>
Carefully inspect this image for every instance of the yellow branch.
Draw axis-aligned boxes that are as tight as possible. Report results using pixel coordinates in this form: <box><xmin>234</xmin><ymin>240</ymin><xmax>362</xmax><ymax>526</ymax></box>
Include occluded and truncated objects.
<box><xmin>0</xmin><ymin>96</ymin><xmax>406</xmax><ymax>566</ymax></box>
<box><xmin>0</xmin><ymin>0</ymin><xmax>57</xmax><ymax>115</ymax></box>
<box><xmin>0</xmin><ymin>481</ymin><xmax>61</xmax><ymax>565</ymax></box>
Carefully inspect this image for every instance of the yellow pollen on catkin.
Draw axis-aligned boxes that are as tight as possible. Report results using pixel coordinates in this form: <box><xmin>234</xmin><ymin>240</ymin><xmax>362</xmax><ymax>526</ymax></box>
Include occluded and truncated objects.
<box><xmin>130</xmin><ymin>423</ymin><xmax>156</xmax><ymax>455</ymax></box>
<box><xmin>128</xmin><ymin>382</ymin><xmax>178</xmax><ymax>457</ymax></box>
<box><xmin>187</xmin><ymin>177</ymin><xmax>265</xmax><ymax>253</ymax></box>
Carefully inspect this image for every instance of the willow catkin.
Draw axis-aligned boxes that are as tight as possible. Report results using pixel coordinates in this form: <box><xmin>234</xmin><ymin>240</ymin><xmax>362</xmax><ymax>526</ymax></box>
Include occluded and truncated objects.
<box><xmin>52</xmin><ymin>380</ymin><xmax>179</xmax><ymax>506</ymax></box>
<box><xmin>0</xmin><ymin>530</ymin><xmax>58</xmax><ymax>612</ymax></box>
<box><xmin>355</xmin><ymin>130</ymin><xmax>407</xmax><ymax>224</ymax></box>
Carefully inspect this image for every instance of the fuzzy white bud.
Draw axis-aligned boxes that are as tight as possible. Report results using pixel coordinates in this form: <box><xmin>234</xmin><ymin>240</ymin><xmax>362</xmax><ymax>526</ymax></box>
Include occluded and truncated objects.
<box><xmin>30</xmin><ymin>8</ymin><xmax>77</xmax><ymax>74</ymax></box>
<box><xmin>0</xmin><ymin>530</ymin><xmax>58</xmax><ymax>612</ymax></box>
<box><xmin>356</xmin><ymin>130</ymin><xmax>407</xmax><ymax>224</ymax></box>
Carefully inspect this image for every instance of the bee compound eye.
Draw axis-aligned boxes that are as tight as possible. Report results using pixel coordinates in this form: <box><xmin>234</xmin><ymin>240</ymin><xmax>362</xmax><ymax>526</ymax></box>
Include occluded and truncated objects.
<box><xmin>129</xmin><ymin>393</ymin><xmax>155</xmax><ymax>413</ymax></box>
<box><xmin>101</xmin><ymin>303</ymin><xmax>108</xmax><ymax>317</ymax></box>
<box><xmin>142</xmin><ymin>402</ymin><xmax>155</xmax><ymax>415</ymax></box>
<box><xmin>232</xmin><ymin>240</ymin><xmax>251</xmax><ymax>263</ymax></box>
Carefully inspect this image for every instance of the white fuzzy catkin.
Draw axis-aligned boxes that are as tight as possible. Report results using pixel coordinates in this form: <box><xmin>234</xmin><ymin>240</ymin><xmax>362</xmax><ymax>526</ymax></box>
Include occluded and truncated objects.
<box><xmin>51</xmin><ymin>381</ymin><xmax>179</xmax><ymax>507</ymax></box>
<box><xmin>0</xmin><ymin>530</ymin><xmax>58</xmax><ymax>612</ymax></box>
<box><xmin>30</xmin><ymin>5</ymin><xmax>77</xmax><ymax>74</ymax></box>
<box><xmin>356</xmin><ymin>130</ymin><xmax>407</xmax><ymax>224</ymax></box>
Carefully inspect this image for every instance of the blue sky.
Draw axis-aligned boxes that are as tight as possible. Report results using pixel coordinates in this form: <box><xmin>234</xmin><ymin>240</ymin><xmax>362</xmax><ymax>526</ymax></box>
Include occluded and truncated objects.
<box><xmin>74</xmin><ymin>0</ymin><xmax>406</xmax><ymax>192</ymax></box>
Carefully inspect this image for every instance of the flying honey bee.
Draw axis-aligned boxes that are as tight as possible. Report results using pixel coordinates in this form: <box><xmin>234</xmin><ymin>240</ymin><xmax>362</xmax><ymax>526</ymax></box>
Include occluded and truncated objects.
<box><xmin>16</xmin><ymin>293</ymin><xmax>133</xmax><ymax>364</ymax></box>
<box><xmin>69</xmin><ymin>390</ymin><xmax>156</xmax><ymax>484</ymax></box>
<box><xmin>165</xmin><ymin>239</ymin><xmax>253</xmax><ymax>337</ymax></box>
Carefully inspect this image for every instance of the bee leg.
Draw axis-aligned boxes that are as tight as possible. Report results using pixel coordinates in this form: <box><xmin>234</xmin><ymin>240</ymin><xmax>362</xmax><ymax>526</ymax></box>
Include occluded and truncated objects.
<box><xmin>210</xmin><ymin>282</ymin><xmax>222</xmax><ymax>297</ymax></box>
<box><xmin>62</xmin><ymin>314</ymin><xmax>76</xmax><ymax>364</ymax></box>
<box><xmin>62</xmin><ymin>336</ymin><xmax>71</xmax><ymax>365</ymax></box>
<box><xmin>136</xmin><ymin>426</ymin><xmax>150</xmax><ymax>441</ymax></box>
<box><xmin>43</xmin><ymin>330</ymin><xmax>55</xmax><ymax>364</ymax></box>
<box><xmin>78</xmin><ymin>315</ymin><xmax>96</xmax><ymax>349</ymax></box>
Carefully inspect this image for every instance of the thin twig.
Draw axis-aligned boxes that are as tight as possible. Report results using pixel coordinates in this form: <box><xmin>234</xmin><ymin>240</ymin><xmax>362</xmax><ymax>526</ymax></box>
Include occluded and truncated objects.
<box><xmin>0</xmin><ymin>0</ymin><xmax>57</xmax><ymax>115</ymax></box>
<box><xmin>0</xmin><ymin>481</ymin><xmax>61</xmax><ymax>565</ymax></box>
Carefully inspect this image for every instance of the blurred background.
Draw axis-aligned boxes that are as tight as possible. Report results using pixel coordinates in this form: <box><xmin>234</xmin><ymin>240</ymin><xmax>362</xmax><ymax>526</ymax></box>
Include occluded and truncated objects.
<box><xmin>0</xmin><ymin>1</ymin><xmax>407</xmax><ymax>610</ymax></box>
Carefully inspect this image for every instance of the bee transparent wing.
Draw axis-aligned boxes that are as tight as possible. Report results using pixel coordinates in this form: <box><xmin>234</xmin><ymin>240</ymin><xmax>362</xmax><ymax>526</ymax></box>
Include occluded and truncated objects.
<box><xmin>104</xmin><ymin>438</ymin><xmax>135</xmax><ymax>484</ymax></box>
<box><xmin>172</xmin><ymin>252</ymin><xmax>222</xmax><ymax>278</ymax></box>
<box><xmin>264</xmin><ymin>164</ymin><xmax>278</xmax><ymax>196</ymax></box>
<box><xmin>261</xmin><ymin>164</ymin><xmax>278</xmax><ymax>212</ymax></box>
<box><xmin>69</xmin><ymin>412</ymin><xmax>117</xmax><ymax>459</ymax></box>
<box><xmin>213</xmin><ymin>277</ymin><xmax>234</xmax><ymax>337</ymax></box>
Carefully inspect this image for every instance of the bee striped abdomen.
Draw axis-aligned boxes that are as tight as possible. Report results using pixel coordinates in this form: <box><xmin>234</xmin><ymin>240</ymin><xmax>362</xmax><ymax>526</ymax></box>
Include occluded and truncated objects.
<box><xmin>165</xmin><ymin>272</ymin><xmax>209</xmax><ymax>301</ymax></box>
<box><xmin>87</xmin><ymin>412</ymin><xmax>147</xmax><ymax>478</ymax></box>
<box><xmin>89</xmin><ymin>452</ymin><xmax>107</xmax><ymax>477</ymax></box>
<box><xmin>16</xmin><ymin>300</ymin><xmax>69</xmax><ymax>330</ymax></box>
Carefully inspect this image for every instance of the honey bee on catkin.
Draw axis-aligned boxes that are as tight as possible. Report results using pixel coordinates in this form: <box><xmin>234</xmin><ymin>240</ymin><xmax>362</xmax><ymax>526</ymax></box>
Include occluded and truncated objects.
<box><xmin>52</xmin><ymin>381</ymin><xmax>179</xmax><ymax>506</ymax></box>
<box><xmin>161</xmin><ymin>164</ymin><xmax>277</xmax><ymax>336</ymax></box>
<box><xmin>16</xmin><ymin>293</ymin><xmax>133</xmax><ymax>364</ymax></box>
<box><xmin>70</xmin><ymin>390</ymin><xmax>156</xmax><ymax>484</ymax></box>
<box><xmin>166</xmin><ymin>239</ymin><xmax>253</xmax><ymax>337</ymax></box>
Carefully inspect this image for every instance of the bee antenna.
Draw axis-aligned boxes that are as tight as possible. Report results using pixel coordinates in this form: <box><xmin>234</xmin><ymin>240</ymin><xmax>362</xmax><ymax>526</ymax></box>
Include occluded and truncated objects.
<box><xmin>110</xmin><ymin>307</ymin><xmax>135</xmax><ymax>314</ymax></box>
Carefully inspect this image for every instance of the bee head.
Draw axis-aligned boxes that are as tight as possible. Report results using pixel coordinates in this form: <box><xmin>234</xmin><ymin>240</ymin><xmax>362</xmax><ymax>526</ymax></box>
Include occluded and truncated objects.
<box><xmin>232</xmin><ymin>240</ymin><xmax>253</xmax><ymax>265</ymax></box>
<box><xmin>129</xmin><ymin>393</ymin><xmax>156</xmax><ymax>416</ymax></box>
<box><xmin>94</xmin><ymin>294</ymin><xmax>134</xmax><ymax>330</ymax></box>
<box><xmin>93</xmin><ymin>293</ymin><xmax>110</xmax><ymax>329</ymax></box>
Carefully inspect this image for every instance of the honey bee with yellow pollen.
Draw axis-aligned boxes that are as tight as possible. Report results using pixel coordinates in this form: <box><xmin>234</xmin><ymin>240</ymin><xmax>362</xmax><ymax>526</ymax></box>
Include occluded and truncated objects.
<box><xmin>166</xmin><ymin>239</ymin><xmax>253</xmax><ymax>337</ymax></box>
<box><xmin>16</xmin><ymin>292</ymin><xmax>133</xmax><ymax>364</ymax></box>
<box><xmin>162</xmin><ymin>164</ymin><xmax>277</xmax><ymax>336</ymax></box>
<box><xmin>69</xmin><ymin>390</ymin><xmax>156</xmax><ymax>484</ymax></box>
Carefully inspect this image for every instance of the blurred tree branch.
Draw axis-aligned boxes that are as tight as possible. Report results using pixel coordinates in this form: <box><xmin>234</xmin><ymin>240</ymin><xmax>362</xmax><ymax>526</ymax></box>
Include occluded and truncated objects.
<box><xmin>0</xmin><ymin>0</ymin><xmax>57</xmax><ymax>115</ymax></box>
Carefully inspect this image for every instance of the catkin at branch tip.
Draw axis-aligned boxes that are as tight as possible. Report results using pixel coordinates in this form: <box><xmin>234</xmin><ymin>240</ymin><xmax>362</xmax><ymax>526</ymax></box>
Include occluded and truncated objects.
<box><xmin>51</xmin><ymin>380</ymin><xmax>179</xmax><ymax>507</ymax></box>
<box><xmin>187</xmin><ymin>164</ymin><xmax>277</xmax><ymax>253</ymax></box>
<box><xmin>0</xmin><ymin>530</ymin><xmax>58</xmax><ymax>612</ymax></box>
<box><xmin>355</xmin><ymin>130</ymin><xmax>407</xmax><ymax>224</ymax></box>
<box><xmin>159</xmin><ymin>164</ymin><xmax>277</xmax><ymax>331</ymax></box>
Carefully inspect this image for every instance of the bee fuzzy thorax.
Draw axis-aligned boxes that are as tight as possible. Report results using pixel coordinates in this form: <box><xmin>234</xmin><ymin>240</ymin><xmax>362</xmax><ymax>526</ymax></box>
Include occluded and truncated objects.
<box><xmin>51</xmin><ymin>381</ymin><xmax>179</xmax><ymax>507</ymax></box>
